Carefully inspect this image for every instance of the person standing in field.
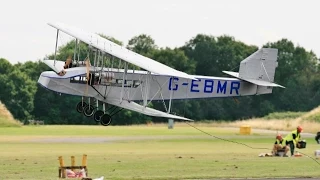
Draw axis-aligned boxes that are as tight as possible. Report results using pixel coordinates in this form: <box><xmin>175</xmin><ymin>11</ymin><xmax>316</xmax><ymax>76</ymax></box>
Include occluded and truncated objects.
<box><xmin>283</xmin><ymin>126</ymin><xmax>303</xmax><ymax>156</ymax></box>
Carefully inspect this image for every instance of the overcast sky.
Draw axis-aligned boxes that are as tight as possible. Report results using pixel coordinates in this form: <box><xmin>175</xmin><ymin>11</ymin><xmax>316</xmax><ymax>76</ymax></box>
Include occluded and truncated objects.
<box><xmin>1</xmin><ymin>0</ymin><xmax>319</xmax><ymax>64</ymax></box>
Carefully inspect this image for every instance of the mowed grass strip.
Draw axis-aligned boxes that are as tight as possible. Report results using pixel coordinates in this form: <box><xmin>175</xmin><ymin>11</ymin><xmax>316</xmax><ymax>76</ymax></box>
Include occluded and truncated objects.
<box><xmin>0</xmin><ymin>125</ymin><xmax>319</xmax><ymax>180</ymax></box>
<box><xmin>0</xmin><ymin>124</ymin><xmax>239</xmax><ymax>136</ymax></box>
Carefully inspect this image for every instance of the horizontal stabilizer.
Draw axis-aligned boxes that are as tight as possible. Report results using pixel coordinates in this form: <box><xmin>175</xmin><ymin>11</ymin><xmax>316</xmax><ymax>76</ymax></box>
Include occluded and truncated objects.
<box><xmin>43</xmin><ymin>60</ymin><xmax>65</xmax><ymax>74</ymax></box>
<box><xmin>223</xmin><ymin>71</ymin><xmax>285</xmax><ymax>88</ymax></box>
<box><xmin>42</xmin><ymin>60</ymin><xmax>87</xmax><ymax>79</ymax></box>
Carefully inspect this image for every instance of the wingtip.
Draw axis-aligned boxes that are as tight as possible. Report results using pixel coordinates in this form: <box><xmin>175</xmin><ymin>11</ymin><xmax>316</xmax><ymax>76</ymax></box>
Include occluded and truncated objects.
<box><xmin>47</xmin><ymin>22</ymin><xmax>55</xmax><ymax>27</ymax></box>
<box><xmin>273</xmin><ymin>83</ymin><xmax>285</xmax><ymax>88</ymax></box>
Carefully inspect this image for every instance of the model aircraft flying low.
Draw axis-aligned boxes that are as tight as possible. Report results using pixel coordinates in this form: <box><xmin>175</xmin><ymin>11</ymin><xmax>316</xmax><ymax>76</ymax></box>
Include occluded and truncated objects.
<box><xmin>38</xmin><ymin>22</ymin><xmax>284</xmax><ymax>126</ymax></box>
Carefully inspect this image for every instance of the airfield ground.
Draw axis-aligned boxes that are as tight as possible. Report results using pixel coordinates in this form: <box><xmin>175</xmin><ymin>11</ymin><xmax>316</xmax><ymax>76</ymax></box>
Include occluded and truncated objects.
<box><xmin>0</xmin><ymin>125</ymin><xmax>319</xmax><ymax>180</ymax></box>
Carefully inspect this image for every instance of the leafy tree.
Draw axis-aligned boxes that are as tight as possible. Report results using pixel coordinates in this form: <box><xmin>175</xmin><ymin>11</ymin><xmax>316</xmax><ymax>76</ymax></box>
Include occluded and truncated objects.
<box><xmin>182</xmin><ymin>34</ymin><xmax>257</xmax><ymax>76</ymax></box>
<box><xmin>263</xmin><ymin>39</ymin><xmax>320</xmax><ymax>112</ymax></box>
<box><xmin>47</xmin><ymin>40</ymin><xmax>89</xmax><ymax>62</ymax></box>
<box><xmin>15</xmin><ymin>61</ymin><xmax>49</xmax><ymax>81</ymax></box>
<box><xmin>264</xmin><ymin>39</ymin><xmax>318</xmax><ymax>85</ymax></box>
<box><xmin>151</xmin><ymin>48</ymin><xmax>196</xmax><ymax>74</ymax></box>
<box><xmin>0</xmin><ymin>64</ymin><xmax>36</xmax><ymax>121</ymax></box>
<box><xmin>0</xmin><ymin>58</ymin><xmax>13</xmax><ymax>74</ymax></box>
<box><xmin>127</xmin><ymin>34</ymin><xmax>157</xmax><ymax>56</ymax></box>
<box><xmin>99</xmin><ymin>34</ymin><xmax>123</xmax><ymax>46</ymax></box>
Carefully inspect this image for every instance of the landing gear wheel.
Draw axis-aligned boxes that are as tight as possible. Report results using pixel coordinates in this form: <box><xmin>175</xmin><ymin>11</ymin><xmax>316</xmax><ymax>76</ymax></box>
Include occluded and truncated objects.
<box><xmin>94</xmin><ymin>110</ymin><xmax>104</xmax><ymax>122</ymax></box>
<box><xmin>76</xmin><ymin>102</ymin><xmax>87</xmax><ymax>113</ymax></box>
<box><xmin>83</xmin><ymin>105</ymin><xmax>95</xmax><ymax>117</ymax></box>
<box><xmin>100</xmin><ymin>114</ymin><xmax>112</xmax><ymax>126</ymax></box>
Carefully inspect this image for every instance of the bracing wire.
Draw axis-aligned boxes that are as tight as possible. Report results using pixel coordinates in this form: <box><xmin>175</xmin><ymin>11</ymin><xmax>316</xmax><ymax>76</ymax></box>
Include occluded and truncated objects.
<box><xmin>184</xmin><ymin>122</ymin><xmax>320</xmax><ymax>166</ymax></box>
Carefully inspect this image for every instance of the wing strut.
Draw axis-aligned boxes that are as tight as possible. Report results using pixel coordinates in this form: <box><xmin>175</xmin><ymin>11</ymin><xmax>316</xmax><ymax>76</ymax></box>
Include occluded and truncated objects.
<box><xmin>168</xmin><ymin>76</ymin><xmax>174</xmax><ymax>113</ymax></box>
<box><xmin>73</xmin><ymin>39</ymin><xmax>78</xmax><ymax>65</ymax></box>
<box><xmin>143</xmin><ymin>72</ymin><xmax>151</xmax><ymax>107</ymax></box>
<box><xmin>54</xmin><ymin>29</ymin><xmax>59</xmax><ymax>66</ymax></box>
<box><xmin>146</xmin><ymin>77</ymin><xmax>170</xmax><ymax>107</ymax></box>
<box><xmin>120</xmin><ymin>62</ymin><xmax>128</xmax><ymax>102</ymax></box>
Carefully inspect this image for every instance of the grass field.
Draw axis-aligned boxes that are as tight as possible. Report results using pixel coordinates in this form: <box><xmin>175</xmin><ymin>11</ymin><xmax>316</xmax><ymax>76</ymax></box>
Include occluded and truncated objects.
<box><xmin>1</xmin><ymin>125</ymin><xmax>320</xmax><ymax>180</ymax></box>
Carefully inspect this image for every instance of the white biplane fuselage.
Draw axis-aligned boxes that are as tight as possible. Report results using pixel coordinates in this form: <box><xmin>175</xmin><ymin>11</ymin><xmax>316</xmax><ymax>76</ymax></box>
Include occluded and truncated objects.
<box><xmin>38</xmin><ymin>22</ymin><xmax>284</xmax><ymax>126</ymax></box>
<box><xmin>39</xmin><ymin>67</ymin><xmax>261</xmax><ymax>101</ymax></box>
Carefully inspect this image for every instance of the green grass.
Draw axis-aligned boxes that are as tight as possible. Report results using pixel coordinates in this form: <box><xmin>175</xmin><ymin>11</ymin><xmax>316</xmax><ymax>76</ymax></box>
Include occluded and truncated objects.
<box><xmin>0</xmin><ymin>125</ymin><xmax>238</xmax><ymax>136</ymax></box>
<box><xmin>0</xmin><ymin>125</ymin><xmax>320</xmax><ymax>180</ymax></box>
<box><xmin>263</xmin><ymin>111</ymin><xmax>306</xmax><ymax>120</ymax></box>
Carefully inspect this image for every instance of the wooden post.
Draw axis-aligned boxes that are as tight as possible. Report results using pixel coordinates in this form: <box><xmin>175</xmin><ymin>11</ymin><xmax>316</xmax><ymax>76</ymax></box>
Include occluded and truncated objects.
<box><xmin>82</xmin><ymin>154</ymin><xmax>88</xmax><ymax>177</ymax></box>
<box><xmin>82</xmin><ymin>154</ymin><xmax>87</xmax><ymax>166</ymax></box>
<box><xmin>168</xmin><ymin>119</ymin><xmax>174</xmax><ymax>129</ymax></box>
<box><xmin>71</xmin><ymin>156</ymin><xmax>75</xmax><ymax>171</ymax></box>
<box><xmin>58</xmin><ymin>156</ymin><xmax>66</xmax><ymax>178</ymax></box>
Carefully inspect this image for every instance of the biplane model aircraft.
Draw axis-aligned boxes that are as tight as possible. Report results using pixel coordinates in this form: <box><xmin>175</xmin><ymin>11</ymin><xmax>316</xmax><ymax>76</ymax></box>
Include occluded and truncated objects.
<box><xmin>38</xmin><ymin>22</ymin><xmax>284</xmax><ymax>126</ymax></box>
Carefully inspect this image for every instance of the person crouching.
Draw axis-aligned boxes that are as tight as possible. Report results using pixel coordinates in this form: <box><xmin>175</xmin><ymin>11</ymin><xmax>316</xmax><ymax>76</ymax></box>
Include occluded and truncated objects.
<box><xmin>272</xmin><ymin>134</ymin><xmax>289</xmax><ymax>157</ymax></box>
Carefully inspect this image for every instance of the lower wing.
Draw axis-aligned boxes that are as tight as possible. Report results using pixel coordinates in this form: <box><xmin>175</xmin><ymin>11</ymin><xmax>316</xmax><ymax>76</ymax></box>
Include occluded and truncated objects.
<box><xmin>106</xmin><ymin>99</ymin><xmax>192</xmax><ymax>121</ymax></box>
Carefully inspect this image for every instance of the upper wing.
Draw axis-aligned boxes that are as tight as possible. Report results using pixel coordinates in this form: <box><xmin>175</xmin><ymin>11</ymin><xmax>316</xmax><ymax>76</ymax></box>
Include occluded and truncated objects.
<box><xmin>48</xmin><ymin>22</ymin><xmax>196</xmax><ymax>80</ymax></box>
<box><xmin>107</xmin><ymin>99</ymin><xmax>192</xmax><ymax>121</ymax></box>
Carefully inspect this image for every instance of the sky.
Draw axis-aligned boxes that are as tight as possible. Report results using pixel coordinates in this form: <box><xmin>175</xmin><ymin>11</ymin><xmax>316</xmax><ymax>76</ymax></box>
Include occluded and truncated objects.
<box><xmin>1</xmin><ymin>0</ymin><xmax>319</xmax><ymax>64</ymax></box>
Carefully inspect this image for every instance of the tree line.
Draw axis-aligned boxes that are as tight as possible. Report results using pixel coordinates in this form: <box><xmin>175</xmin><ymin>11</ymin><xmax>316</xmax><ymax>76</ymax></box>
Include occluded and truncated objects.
<box><xmin>0</xmin><ymin>34</ymin><xmax>319</xmax><ymax>125</ymax></box>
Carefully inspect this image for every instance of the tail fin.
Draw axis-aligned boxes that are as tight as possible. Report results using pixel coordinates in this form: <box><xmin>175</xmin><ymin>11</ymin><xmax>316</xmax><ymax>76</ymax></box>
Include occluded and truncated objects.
<box><xmin>223</xmin><ymin>48</ymin><xmax>284</xmax><ymax>94</ymax></box>
<box><xmin>239</xmin><ymin>48</ymin><xmax>278</xmax><ymax>83</ymax></box>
